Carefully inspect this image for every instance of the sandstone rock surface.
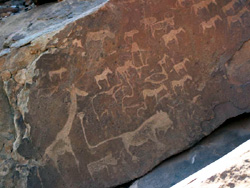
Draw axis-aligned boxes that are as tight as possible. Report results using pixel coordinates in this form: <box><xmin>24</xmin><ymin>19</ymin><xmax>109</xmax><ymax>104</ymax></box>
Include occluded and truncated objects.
<box><xmin>0</xmin><ymin>0</ymin><xmax>250</xmax><ymax>187</ymax></box>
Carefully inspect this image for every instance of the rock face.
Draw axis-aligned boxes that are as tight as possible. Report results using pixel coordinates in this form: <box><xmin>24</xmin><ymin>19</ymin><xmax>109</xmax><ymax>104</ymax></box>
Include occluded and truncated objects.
<box><xmin>0</xmin><ymin>0</ymin><xmax>250</xmax><ymax>187</ymax></box>
<box><xmin>172</xmin><ymin>140</ymin><xmax>250</xmax><ymax>188</ymax></box>
<box><xmin>130</xmin><ymin>113</ymin><xmax>250</xmax><ymax>188</ymax></box>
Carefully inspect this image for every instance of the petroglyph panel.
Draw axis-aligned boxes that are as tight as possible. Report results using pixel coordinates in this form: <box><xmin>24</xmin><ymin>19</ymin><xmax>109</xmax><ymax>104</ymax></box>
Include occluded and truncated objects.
<box><xmin>21</xmin><ymin>0</ymin><xmax>250</xmax><ymax>187</ymax></box>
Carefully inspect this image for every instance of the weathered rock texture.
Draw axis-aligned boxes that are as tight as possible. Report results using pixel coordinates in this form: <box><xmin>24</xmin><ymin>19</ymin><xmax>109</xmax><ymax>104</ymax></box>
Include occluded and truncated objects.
<box><xmin>130</xmin><ymin>113</ymin><xmax>250</xmax><ymax>188</ymax></box>
<box><xmin>0</xmin><ymin>0</ymin><xmax>250</xmax><ymax>187</ymax></box>
<box><xmin>172</xmin><ymin>140</ymin><xmax>250</xmax><ymax>188</ymax></box>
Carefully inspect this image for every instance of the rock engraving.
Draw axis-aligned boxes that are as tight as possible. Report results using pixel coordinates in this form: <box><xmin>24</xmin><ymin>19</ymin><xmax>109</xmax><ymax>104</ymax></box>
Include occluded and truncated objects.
<box><xmin>87</xmin><ymin>154</ymin><xmax>118</xmax><ymax>179</ymax></box>
<box><xmin>200</xmin><ymin>15</ymin><xmax>222</xmax><ymax>33</ymax></box>
<box><xmin>43</xmin><ymin>85</ymin><xmax>88</xmax><ymax>172</ymax></box>
<box><xmin>172</xmin><ymin>58</ymin><xmax>189</xmax><ymax>75</ymax></box>
<box><xmin>192</xmin><ymin>0</ymin><xmax>217</xmax><ymax>15</ymax></box>
<box><xmin>171</xmin><ymin>74</ymin><xmax>192</xmax><ymax>94</ymax></box>
<box><xmin>94</xmin><ymin>67</ymin><xmax>113</xmax><ymax>89</ymax></box>
<box><xmin>78</xmin><ymin>111</ymin><xmax>173</xmax><ymax>161</ymax></box>
<box><xmin>49</xmin><ymin>67</ymin><xmax>67</xmax><ymax>81</ymax></box>
<box><xmin>162</xmin><ymin>28</ymin><xmax>185</xmax><ymax>48</ymax></box>
<box><xmin>222</xmin><ymin>0</ymin><xmax>238</xmax><ymax>14</ymax></box>
<box><xmin>86</xmin><ymin>30</ymin><xmax>115</xmax><ymax>46</ymax></box>
<box><xmin>227</xmin><ymin>7</ymin><xmax>249</xmax><ymax>27</ymax></box>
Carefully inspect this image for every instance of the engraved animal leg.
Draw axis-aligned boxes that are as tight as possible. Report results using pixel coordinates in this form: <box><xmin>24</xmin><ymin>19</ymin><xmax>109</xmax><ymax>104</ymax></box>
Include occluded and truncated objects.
<box><xmin>174</xmin><ymin>36</ymin><xmax>179</xmax><ymax>46</ymax></box>
<box><xmin>122</xmin><ymin>138</ymin><xmax>138</xmax><ymax>162</ymax></box>
<box><xmin>96</xmin><ymin>80</ymin><xmax>102</xmax><ymax>90</ymax></box>
<box><xmin>105</xmin><ymin>78</ymin><xmax>110</xmax><ymax>87</ymax></box>
<box><xmin>91</xmin><ymin>95</ymin><xmax>100</xmax><ymax>121</ymax></box>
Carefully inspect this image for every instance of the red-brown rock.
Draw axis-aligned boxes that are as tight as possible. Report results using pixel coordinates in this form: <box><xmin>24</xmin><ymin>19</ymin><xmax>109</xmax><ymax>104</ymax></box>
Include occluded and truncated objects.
<box><xmin>1</xmin><ymin>0</ymin><xmax>250</xmax><ymax>187</ymax></box>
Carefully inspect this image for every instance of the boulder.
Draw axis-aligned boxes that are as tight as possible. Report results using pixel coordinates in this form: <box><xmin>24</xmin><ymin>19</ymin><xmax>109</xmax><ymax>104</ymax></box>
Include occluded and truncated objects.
<box><xmin>0</xmin><ymin>0</ymin><xmax>250</xmax><ymax>187</ymax></box>
<box><xmin>130</xmin><ymin>113</ymin><xmax>250</xmax><ymax>188</ymax></box>
<box><xmin>172</xmin><ymin>140</ymin><xmax>250</xmax><ymax>188</ymax></box>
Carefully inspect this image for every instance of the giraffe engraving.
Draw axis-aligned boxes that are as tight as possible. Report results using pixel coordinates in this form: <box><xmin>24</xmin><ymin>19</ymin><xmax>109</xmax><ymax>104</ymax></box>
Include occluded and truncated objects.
<box><xmin>43</xmin><ymin>85</ymin><xmax>88</xmax><ymax>173</ymax></box>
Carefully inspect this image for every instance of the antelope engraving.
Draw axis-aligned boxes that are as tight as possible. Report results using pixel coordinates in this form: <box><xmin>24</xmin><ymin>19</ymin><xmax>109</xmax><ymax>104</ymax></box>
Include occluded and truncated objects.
<box><xmin>141</xmin><ymin>16</ymin><xmax>175</xmax><ymax>38</ymax></box>
<box><xmin>124</xmin><ymin>29</ymin><xmax>139</xmax><ymax>42</ymax></box>
<box><xmin>172</xmin><ymin>58</ymin><xmax>190</xmax><ymax>75</ymax></box>
<box><xmin>192</xmin><ymin>0</ymin><xmax>217</xmax><ymax>15</ymax></box>
<box><xmin>151</xmin><ymin>16</ymin><xmax>175</xmax><ymax>38</ymax></box>
<box><xmin>87</xmin><ymin>154</ymin><xmax>118</xmax><ymax>179</ymax></box>
<box><xmin>49</xmin><ymin>67</ymin><xmax>67</xmax><ymax>81</ymax></box>
<box><xmin>171</xmin><ymin>75</ymin><xmax>192</xmax><ymax>93</ymax></box>
<box><xmin>142</xmin><ymin>84</ymin><xmax>168</xmax><ymax>103</ymax></box>
<box><xmin>43</xmin><ymin>85</ymin><xmax>88</xmax><ymax>173</ymax></box>
<box><xmin>222</xmin><ymin>0</ymin><xmax>238</xmax><ymax>14</ymax></box>
<box><xmin>86</xmin><ymin>30</ymin><xmax>115</xmax><ymax>46</ymax></box>
<box><xmin>200</xmin><ymin>15</ymin><xmax>222</xmax><ymax>33</ymax></box>
<box><xmin>162</xmin><ymin>28</ymin><xmax>185</xmax><ymax>48</ymax></box>
<box><xmin>116</xmin><ymin>60</ymin><xmax>136</xmax><ymax>79</ymax></box>
<box><xmin>95</xmin><ymin>68</ymin><xmax>113</xmax><ymax>89</ymax></box>
<box><xmin>140</xmin><ymin>17</ymin><xmax>157</xmax><ymax>32</ymax></box>
<box><xmin>227</xmin><ymin>7</ymin><xmax>249</xmax><ymax>27</ymax></box>
<box><xmin>78</xmin><ymin>111</ymin><xmax>173</xmax><ymax>161</ymax></box>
